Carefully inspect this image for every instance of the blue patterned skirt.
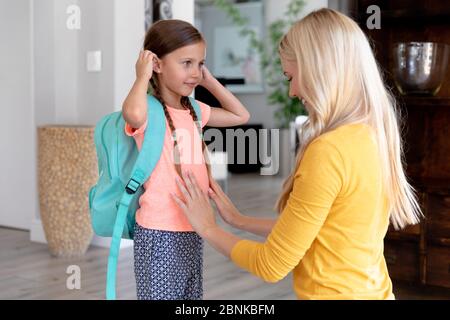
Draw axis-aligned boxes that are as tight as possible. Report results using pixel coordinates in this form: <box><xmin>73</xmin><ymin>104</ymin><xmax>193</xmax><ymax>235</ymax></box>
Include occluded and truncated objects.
<box><xmin>133</xmin><ymin>222</ymin><xmax>204</xmax><ymax>300</ymax></box>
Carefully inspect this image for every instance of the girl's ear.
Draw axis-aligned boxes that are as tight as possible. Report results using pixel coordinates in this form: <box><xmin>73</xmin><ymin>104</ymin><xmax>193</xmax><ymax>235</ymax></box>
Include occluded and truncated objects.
<box><xmin>153</xmin><ymin>57</ymin><xmax>162</xmax><ymax>74</ymax></box>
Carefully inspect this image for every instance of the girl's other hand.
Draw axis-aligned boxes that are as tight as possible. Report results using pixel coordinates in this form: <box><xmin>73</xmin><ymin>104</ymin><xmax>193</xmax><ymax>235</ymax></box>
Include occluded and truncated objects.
<box><xmin>136</xmin><ymin>49</ymin><xmax>157</xmax><ymax>81</ymax></box>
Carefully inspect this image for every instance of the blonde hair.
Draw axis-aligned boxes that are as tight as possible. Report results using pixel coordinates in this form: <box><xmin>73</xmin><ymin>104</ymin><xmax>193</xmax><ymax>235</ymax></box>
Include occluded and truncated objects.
<box><xmin>275</xmin><ymin>8</ymin><xmax>422</xmax><ymax>230</ymax></box>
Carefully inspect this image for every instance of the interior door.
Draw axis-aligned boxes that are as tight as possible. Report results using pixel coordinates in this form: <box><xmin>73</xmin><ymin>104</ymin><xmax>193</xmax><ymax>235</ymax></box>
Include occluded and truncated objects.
<box><xmin>0</xmin><ymin>0</ymin><xmax>36</xmax><ymax>230</ymax></box>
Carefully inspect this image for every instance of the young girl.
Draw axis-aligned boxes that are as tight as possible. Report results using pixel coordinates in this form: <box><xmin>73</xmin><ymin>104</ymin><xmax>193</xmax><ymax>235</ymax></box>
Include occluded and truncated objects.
<box><xmin>172</xmin><ymin>8</ymin><xmax>423</xmax><ymax>300</ymax></box>
<box><xmin>122</xmin><ymin>19</ymin><xmax>250</xmax><ymax>300</ymax></box>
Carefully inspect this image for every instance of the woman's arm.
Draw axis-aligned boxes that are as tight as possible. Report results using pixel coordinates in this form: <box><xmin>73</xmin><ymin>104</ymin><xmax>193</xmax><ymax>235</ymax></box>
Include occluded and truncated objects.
<box><xmin>200</xmin><ymin>67</ymin><xmax>250</xmax><ymax>127</ymax></box>
<box><xmin>171</xmin><ymin>172</ymin><xmax>275</xmax><ymax>257</ymax></box>
<box><xmin>204</xmin><ymin>226</ymin><xmax>240</xmax><ymax>258</ymax></box>
<box><xmin>232</xmin><ymin>216</ymin><xmax>276</xmax><ymax>238</ymax></box>
<box><xmin>208</xmin><ymin>177</ymin><xmax>276</xmax><ymax>238</ymax></box>
<box><xmin>173</xmin><ymin>139</ymin><xmax>342</xmax><ymax>284</ymax></box>
<box><xmin>122</xmin><ymin>50</ymin><xmax>156</xmax><ymax>129</ymax></box>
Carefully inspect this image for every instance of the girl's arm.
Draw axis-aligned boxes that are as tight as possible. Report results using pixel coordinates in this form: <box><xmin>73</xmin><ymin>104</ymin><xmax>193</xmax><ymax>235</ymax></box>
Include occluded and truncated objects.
<box><xmin>122</xmin><ymin>50</ymin><xmax>157</xmax><ymax>129</ymax></box>
<box><xmin>208</xmin><ymin>177</ymin><xmax>276</xmax><ymax>238</ymax></box>
<box><xmin>200</xmin><ymin>67</ymin><xmax>250</xmax><ymax>127</ymax></box>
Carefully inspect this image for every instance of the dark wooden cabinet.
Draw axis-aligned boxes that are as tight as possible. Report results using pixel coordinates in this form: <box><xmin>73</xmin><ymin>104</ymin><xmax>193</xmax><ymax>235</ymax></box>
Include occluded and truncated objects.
<box><xmin>351</xmin><ymin>0</ymin><xmax>450</xmax><ymax>289</ymax></box>
<box><xmin>384</xmin><ymin>238</ymin><xmax>420</xmax><ymax>282</ymax></box>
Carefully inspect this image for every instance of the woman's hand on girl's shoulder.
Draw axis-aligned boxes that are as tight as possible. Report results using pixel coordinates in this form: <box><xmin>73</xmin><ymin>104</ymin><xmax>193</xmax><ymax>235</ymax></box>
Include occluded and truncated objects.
<box><xmin>136</xmin><ymin>49</ymin><xmax>157</xmax><ymax>82</ymax></box>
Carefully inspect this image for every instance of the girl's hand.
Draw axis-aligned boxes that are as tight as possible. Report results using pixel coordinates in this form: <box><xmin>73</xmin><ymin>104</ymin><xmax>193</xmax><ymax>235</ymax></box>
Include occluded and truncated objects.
<box><xmin>197</xmin><ymin>66</ymin><xmax>250</xmax><ymax>127</ymax></box>
<box><xmin>208</xmin><ymin>177</ymin><xmax>243</xmax><ymax>227</ymax></box>
<box><xmin>136</xmin><ymin>49</ymin><xmax>157</xmax><ymax>81</ymax></box>
<box><xmin>199</xmin><ymin>66</ymin><xmax>216</xmax><ymax>89</ymax></box>
<box><xmin>171</xmin><ymin>171</ymin><xmax>218</xmax><ymax>237</ymax></box>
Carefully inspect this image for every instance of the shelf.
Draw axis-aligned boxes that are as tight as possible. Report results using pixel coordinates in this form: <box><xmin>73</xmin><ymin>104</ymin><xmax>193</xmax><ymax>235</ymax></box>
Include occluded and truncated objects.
<box><xmin>410</xmin><ymin>177</ymin><xmax>450</xmax><ymax>193</ymax></box>
<box><xmin>397</xmin><ymin>96</ymin><xmax>450</xmax><ymax>108</ymax></box>
<box><xmin>386</xmin><ymin>231</ymin><xmax>420</xmax><ymax>242</ymax></box>
<box><xmin>428</xmin><ymin>237</ymin><xmax>450</xmax><ymax>248</ymax></box>
<box><xmin>356</xmin><ymin>9</ymin><xmax>450</xmax><ymax>25</ymax></box>
<box><xmin>381</xmin><ymin>9</ymin><xmax>450</xmax><ymax>20</ymax></box>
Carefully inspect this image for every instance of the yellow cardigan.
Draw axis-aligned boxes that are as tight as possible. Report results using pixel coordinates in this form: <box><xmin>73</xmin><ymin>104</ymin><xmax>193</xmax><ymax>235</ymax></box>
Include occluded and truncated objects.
<box><xmin>231</xmin><ymin>123</ymin><xmax>395</xmax><ymax>300</ymax></box>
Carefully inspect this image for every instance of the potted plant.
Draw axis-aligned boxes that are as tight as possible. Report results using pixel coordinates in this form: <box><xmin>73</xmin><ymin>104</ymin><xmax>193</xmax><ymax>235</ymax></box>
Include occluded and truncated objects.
<box><xmin>212</xmin><ymin>0</ymin><xmax>307</xmax><ymax>175</ymax></box>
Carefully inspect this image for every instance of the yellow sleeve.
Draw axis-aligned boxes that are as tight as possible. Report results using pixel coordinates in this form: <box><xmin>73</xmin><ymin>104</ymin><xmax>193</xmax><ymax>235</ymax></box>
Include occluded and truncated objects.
<box><xmin>230</xmin><ymin>138</ymin><xmax>344</xmax><ymax>282</ymax></box>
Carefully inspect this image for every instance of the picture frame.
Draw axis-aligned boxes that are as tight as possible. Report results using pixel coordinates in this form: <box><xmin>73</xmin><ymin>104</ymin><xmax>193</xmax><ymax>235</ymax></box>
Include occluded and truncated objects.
<box><xmin>213</xmin><ymin>25</ymin><xmax>264</xmax><ymax>94</ymax></box>
<box><xmin>211</xmin><ymin>2</ymin><xmax>265</xmax><ymax>94</ymax></box>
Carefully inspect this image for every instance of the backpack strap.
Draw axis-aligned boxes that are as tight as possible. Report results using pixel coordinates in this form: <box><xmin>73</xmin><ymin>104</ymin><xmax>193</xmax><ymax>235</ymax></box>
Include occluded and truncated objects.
<box><xmin>106</xmin><ymin>95</ymin><xmax>166</xmax><ymax>300</ymax></box>
<box><xmin>188</xmin><ymin>96</ymin><xmax>203</xmax><ymax>136</ymax></box>
<box><xmin>188</xmin><ymin>97</ymin><xmax>212</xmax><ymax>178</ymax></box>
<box><xmin>129</xmin><ymin>95</ymin><xmax>167</xmax><ymax>188</ymax></box>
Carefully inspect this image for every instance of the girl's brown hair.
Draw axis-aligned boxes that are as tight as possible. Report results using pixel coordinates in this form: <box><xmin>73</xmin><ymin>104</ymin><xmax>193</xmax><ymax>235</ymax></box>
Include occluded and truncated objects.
<box><xmin>144</xmin><ymin>19</ymin><xmax>205</xmax><ymax>174</ymax></box>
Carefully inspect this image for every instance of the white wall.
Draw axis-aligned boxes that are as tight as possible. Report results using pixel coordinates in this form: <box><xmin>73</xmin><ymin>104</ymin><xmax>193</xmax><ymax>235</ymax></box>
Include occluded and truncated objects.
<box><xmin>34</xmin><ymin>0</ymin><xmax>56</xmax><ymax>127</ymax></box>
<box><xmin>114</xmin><ymin>0</ymin><xmax>146</xmax><ymax>111</ymax></box>
<box><xmin>30</xmin><ymin>0</ymin><xmax>147</xmax><ymax>245</ymax></box>
<box><xmin>196</xmin><ymin>0</ymin><xmax>328</xmax><ymax>129</ymax></box>
<box><xmin>30</xmin><ymin>0</ymin><xmax>194</xmax><ymax>245</ymax></box>
<box><xmin>34</xmin><ymin>0</ymin><xmax>145</xmax><ymax>127</ymax></box>
<box><xmin>76</xmin><ymin>0</ymin><xmax>115</xmax><ymax>123</ymax></box>
<box><xmin>173</xmin><ymin>0</ymin><xmax>195</xmax><ymax>24</ymax></box>
<box><xmin>55</xmin><ymin>0</ymin><xmax>79</xmax><ymax>124</ymax></box>
<box><xmin>0</xmin><ymin>0</ymin><xmax>37</xmax><ymax>230</ymax></box>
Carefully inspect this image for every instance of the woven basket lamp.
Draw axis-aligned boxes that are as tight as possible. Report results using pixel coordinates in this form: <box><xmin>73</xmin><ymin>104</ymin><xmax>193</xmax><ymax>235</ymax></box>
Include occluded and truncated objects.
<box><xmin>37</xmin><ymin>125</ymin><xmax>97</xmax><ymax>257</ymax></box>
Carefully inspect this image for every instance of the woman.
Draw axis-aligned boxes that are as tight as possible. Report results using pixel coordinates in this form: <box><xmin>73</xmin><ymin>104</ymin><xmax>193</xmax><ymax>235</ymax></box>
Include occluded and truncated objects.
<box><xmin>171</xmin><ymin>8</ymin><xmax>422</xmax><ymax>300</ymax></box>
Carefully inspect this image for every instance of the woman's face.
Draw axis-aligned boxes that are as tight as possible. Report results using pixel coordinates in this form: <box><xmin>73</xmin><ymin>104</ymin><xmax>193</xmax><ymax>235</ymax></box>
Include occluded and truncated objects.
<box><xmin>281</xmin><ymin>58</ymin><xmax>300</xmax><ymax>99</ymax></box>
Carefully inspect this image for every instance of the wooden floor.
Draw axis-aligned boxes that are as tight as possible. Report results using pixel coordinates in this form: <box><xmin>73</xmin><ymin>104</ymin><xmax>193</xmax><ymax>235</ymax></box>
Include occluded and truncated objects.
<box><xmin>1</xmin><ymin>173</ymin><xmax>450</xmax><ymax>300</ymax></box>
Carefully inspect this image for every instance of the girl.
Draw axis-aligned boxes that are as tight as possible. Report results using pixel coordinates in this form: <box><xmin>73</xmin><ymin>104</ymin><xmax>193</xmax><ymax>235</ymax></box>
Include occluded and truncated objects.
<box><xmin>122</xmin><ymin>19</ymin><xmax>250</xmax><ymax>300</ymax></box>
<box><xmin>172</xmin><ymin>8</ymin><xmax>423</xmax><ymax>300</ymax></box>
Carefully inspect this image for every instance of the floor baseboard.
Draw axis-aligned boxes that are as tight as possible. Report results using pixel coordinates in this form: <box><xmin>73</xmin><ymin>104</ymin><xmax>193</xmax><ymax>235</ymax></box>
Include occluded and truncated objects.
<box><xmin>30</xmin><ymin>219</ymin><xmax>133</xmax><ymax>249</ymax></box>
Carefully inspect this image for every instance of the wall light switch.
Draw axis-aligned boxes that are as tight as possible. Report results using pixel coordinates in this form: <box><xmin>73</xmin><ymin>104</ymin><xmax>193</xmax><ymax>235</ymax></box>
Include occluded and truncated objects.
<box><xmin>87</xmin><ymin>51</ymin><xmax>102</xmax><ymax>72</ymax></box>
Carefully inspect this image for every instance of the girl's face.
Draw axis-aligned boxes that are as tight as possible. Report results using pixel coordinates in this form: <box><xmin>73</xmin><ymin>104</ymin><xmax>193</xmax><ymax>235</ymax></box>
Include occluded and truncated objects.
<box><xmin>281</xmin><ymin>58</ymin><xmax>300</xmax><ymax>99</ymax></box>
<box><xmin>156</xmin><ymin>41</ymin><xmax>206</xmax><ymax>97</ymax></box>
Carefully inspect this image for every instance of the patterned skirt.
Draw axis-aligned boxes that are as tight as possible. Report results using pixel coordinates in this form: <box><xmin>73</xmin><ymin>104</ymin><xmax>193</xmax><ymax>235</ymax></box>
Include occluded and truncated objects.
<box><xmin>133</xmin><ymin>222</ymin><xmax>204</xmax><ymax>300</ymax></box>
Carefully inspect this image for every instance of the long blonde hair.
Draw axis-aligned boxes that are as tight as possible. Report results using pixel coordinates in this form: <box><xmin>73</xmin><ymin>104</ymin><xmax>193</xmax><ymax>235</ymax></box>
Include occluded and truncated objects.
<box><xmin>275</xmin><ymin>8</ymin><xmax>422</xmax><ymax>230</ymax></box>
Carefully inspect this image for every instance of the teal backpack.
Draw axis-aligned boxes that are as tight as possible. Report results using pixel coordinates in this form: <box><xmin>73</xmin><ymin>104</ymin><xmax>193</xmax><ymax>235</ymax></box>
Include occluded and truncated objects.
<box><xmin>88</xmin><ymin>94</ymin><xmax>203</xmax><ymax>300</ymax></box>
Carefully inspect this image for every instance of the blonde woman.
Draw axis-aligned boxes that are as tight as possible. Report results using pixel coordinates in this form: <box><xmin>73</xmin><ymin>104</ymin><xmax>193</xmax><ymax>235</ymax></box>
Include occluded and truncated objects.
<box><xmin>171</xmin><ymin>8</ymin><xmax>422</xmax><ymax>300</ymax></box>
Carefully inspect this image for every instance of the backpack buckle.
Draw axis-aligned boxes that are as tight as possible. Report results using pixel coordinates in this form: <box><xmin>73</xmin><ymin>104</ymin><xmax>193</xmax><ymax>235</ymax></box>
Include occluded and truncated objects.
<box><xmin>125</xmin><ymin>178</ymin><xmax>140</xmax><ymax>194</ymax></box>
